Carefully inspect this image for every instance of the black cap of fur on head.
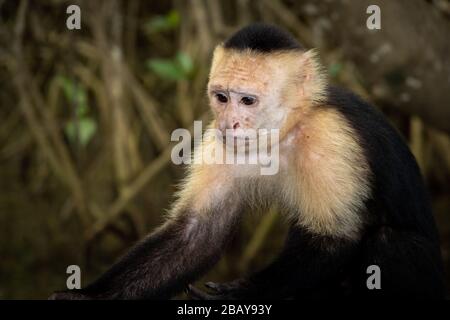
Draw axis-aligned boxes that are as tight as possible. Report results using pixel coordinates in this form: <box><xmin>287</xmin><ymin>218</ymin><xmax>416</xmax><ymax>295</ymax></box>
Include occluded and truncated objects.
<box><xmin>223</xmin><ymin>23</ymin><xmax>303</xmax><ymax>53</ymax></box>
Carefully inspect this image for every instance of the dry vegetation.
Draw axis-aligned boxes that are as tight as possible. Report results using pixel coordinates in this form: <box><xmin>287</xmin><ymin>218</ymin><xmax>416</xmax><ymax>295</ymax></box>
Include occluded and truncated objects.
<box><xmin>0</xmin><ymin>0</ymin><xmax>449</xmax><ymax>298</ymax></box>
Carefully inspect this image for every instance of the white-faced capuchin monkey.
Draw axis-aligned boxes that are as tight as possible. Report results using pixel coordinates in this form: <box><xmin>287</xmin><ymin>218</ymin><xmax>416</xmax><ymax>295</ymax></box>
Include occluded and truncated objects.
<box><xmin>51</xmin><ymin>24</ymin><xmax>445</xmax><ymax>299</ymax></box>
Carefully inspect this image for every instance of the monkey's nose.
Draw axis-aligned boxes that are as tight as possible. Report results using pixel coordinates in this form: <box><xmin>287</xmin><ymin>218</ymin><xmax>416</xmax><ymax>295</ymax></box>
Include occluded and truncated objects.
<box><xmin>233</xmin><ymin>122</ymin><xmax>240</xmax><ymax>130</ymax></box>
<box><xmin>219</xmin><ymin>120</ymin><xmax>227</xmax><ymax>132</ymax></box>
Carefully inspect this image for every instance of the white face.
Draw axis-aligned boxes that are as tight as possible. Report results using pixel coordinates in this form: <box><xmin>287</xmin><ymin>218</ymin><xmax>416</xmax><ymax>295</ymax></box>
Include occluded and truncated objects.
<box><xmin>207</xmin><ymin>50</ymin><xmax>292</xmax><ymax>140</ymax></box>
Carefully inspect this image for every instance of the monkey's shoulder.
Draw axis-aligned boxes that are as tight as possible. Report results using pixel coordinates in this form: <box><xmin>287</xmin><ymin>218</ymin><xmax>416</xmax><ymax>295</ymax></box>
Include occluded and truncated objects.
<box><xmin>322</xmin><ymin>86</ymin><xmax>404</xmax><ymax>146</ymax></box>
<box><xmin>322</xmin><ymin>85</ymin><xmax>419</xmax><ymax>173</ymax></box>
<box><xmin>323</xmin><ymin>86</ymin><xmax>386</xmax><ymax>132</ymax></box>
<box><xmin>321</xmin><ymin>86</ymin><xmax>435</xmax><ymax>234</ymax></box>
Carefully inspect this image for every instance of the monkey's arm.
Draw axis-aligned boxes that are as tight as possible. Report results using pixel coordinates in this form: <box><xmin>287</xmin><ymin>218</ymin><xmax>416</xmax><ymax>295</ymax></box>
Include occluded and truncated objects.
<box><xmin>50</xmin><ymin>163</ymin><xmax>241</xmax><ymax>299</ymax></box>
<box><xmin>52</xmin><ymin>203</ymin><xmax>240</xmax><ymax>300</ymax></box>
<box><xmin>188</xmin><ymin>225</ymin><xmax>358</xmax><ymax>299</ymax></box>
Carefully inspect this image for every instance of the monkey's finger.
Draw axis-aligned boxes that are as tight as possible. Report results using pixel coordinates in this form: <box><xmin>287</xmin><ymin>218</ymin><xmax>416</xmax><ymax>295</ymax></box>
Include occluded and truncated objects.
<box><xmin>186</xmin><ymin>284</ymin><xmax>216</xmax><ymax>300</ymax></box>
<box><xmin>185</xmin><ymin>286</ymin><xmax>201</xmax><ymax>300</ymax></box>
<box><xmin>204</xmin><ymin>282</ymin><xmax>224</xmax><ymax>293</ymax></box>
<box><xmin>187</xmin><ymin>285</ymin><xmax>213</xmax><ymax>300</ymax></box>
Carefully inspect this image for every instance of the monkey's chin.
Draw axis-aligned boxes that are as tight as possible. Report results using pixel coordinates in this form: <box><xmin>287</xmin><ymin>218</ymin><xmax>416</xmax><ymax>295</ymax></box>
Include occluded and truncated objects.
<box><xmin>214</xmin><ymin>131</ymin><xmax>263</xmax><ymax>153</ymax></box>
<box><xmin>221</xmin><ymin>135</ymin><xmax>257</xmax><ymax>147</ymax></box>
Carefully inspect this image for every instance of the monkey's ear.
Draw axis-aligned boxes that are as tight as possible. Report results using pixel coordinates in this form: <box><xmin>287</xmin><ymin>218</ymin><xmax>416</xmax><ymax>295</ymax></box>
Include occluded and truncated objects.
<box><xmin>210</xmin><ymin>45</ymin><xmax>227</xmax><ymax>77</ymax></box>
<box><xmin>296</xmin><ymin>49</ymin><xmax>327</xmax><ymax>101</ymax></box>
<box><xmin>298</xmin><ymin>49</ymin><xmax>322</xmax><ymax>80</ymax></box>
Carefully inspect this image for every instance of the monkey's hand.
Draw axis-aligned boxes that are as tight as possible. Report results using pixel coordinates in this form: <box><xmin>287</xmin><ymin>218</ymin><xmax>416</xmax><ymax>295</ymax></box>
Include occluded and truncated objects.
<box><xmin>186</xmin><ymin>279</ymin><xmax>255</xmax><ymax>300</ymax></box>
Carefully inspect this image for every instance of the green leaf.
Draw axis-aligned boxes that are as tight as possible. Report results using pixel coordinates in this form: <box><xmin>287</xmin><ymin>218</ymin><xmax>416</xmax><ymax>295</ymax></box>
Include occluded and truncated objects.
<box><xmin>146</xmin><ymin>52</ymin><xmax>194</xmax><ymax>81</ymax></box>
<box><xmin>57</xmin><ymin>76</ymin><xmax>74</xmax><ymax>100</ymax></box>
<box><xmin>146</xmin><ymin>59</ymin><xmax>184</xmax><ymax>81</ymax></box>
<box><xmin>166</xmin><ymin>10</ymin><xmax>180</xmax><ymax>27</ymax></box>
<box><xmin>57</xmin><ymin>75</ymin><xmax>89</xmax><ymax>115</ymax></box>
<box><xmin>64</xmin><ymin>118</ymin><xmax>97</xmax><ymax>146</ymax></box>
<box><xmin>176</xmin><ymin>52</ymin><xmax>193</xmax><ymax>75</ymax></box>
<box><xmin>73</xmin><ymin>104</ymin><xmax>88</xmax><ymax>118</ymax></box>
<box><xmin>328</xmin><ymin>63</ymin><xmax>343</xmax><ymax>78</ymax></box>
<box><xmin>146</xmin><ymin>10</ymin><xmax>180</xmax><ymax>33</ymax></box>
<box><xmin>78</xmin><ymin>118</ymin><xmax>97</xmax><ymax>146</ymax></box>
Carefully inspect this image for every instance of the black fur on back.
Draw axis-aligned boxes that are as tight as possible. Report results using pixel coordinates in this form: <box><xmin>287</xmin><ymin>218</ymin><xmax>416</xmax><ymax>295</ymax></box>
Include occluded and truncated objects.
<box><xmin>224</xmin><ymin>23</ymin><xmax>303</xmax><ymax>53</ymax></box>
<box><xmin>322</xmin><ymin>86</ymin><xmax>445</xmax><ymax>297</ymax></box>
<box><xmin>323</xmin><ymin>86</ymin><xmax>439</xmax><ymax>243</ymax></box>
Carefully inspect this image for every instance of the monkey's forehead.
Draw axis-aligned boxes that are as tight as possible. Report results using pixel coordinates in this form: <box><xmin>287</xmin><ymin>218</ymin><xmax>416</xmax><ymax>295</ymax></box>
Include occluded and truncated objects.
<box><xmin>208</xmin><ymin>46</ymin><xmax>301</xmax><ymax>90</ymax></box>
<box><xmin>210</xmin><ymin>46</ymin><xmax>301</xmax><ymax>70</ymax></box>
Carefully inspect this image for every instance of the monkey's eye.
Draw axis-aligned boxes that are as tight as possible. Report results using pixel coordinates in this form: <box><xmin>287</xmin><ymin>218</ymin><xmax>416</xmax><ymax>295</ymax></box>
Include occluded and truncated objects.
<box><xmin>241</xmin><ymin>96</ymin><xmax>256</xmax><ymax>106</ymax></box>
<box><xmin>215</xmin><ymin>93</ymin><xmax>228</xmax><ymax>103</ymax></box>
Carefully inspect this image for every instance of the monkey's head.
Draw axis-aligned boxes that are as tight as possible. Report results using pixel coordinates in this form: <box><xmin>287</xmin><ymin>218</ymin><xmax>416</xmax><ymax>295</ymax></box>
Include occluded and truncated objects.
<box><xmin>207</xmin><ymin>24</ymin><xmax>326</xmax><ymax>140</ymax></box>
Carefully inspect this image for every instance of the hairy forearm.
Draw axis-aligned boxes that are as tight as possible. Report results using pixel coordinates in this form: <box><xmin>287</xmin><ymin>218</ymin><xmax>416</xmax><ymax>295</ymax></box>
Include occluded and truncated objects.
<box><xmin>53</xmin><ymin>203</ymin><xmax>240</xmax><ymax>300</ymax></box>
<box><xmin>100</xmin><ymin>214</ymin><xmax>235</xmax><ymax>298</ymax></box>
<box><xmin>84</xmin><ymin>214</ymin><xmax>204</xmax><ymax>299</ymax></box>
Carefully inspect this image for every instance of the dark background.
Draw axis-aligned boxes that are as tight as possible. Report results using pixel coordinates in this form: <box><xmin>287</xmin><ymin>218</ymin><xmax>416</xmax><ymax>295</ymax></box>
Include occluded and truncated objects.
<box><xmin>0</xmin><ymin>0</ymin><xmax>449</xmax><ymax>299</ymax></box>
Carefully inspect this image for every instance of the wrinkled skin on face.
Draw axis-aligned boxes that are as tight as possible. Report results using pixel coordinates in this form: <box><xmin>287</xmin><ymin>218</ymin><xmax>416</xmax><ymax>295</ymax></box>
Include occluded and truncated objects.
<box><xmin>207</xmin><ymin>47</ymin><xmax>326</xmax><ymax>143</ymax></box>
<box><xmin>208</xmin><ymin>49</ymin><xmax>292</xmax><ymax>140</ymax></box>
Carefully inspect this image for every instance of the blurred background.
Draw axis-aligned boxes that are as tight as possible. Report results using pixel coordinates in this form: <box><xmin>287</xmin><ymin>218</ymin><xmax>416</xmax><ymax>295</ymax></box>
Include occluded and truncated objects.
<box><xmin>0</xmin><ymin>0</ymin><xmax>449</xmax><ymax>299</ymax></box>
